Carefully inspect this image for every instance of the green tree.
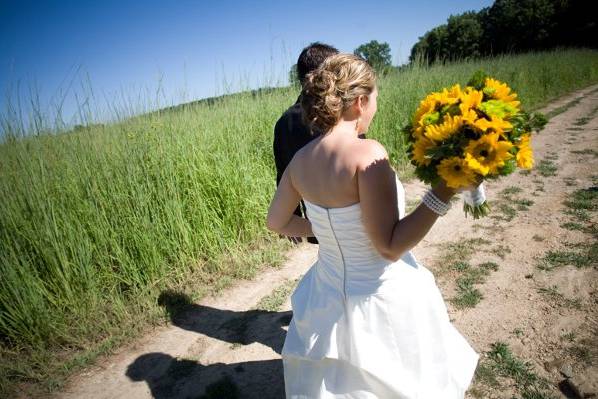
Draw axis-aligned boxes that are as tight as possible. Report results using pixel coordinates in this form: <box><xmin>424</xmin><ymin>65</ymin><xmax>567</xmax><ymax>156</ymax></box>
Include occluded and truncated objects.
<box><xmin>551</xmin><ymin>0</ymin><xmax>598</xmax><ymax>49</ymax></box>
<box><xmin>410</xmin><ymin>12</ymin><xmax>482</xmax><ymax>63</ymax></box>
<box><xmin>483</xmin><ymin>0</ymin><xmax>556</xmax><ymax>53</ymax></box>
<box><xmin>354</xmin><ymin>40</ymin><xmax>392</xmax><ymax>72</ymax></box>
<box><xmin>410</xmin><ymin>25</ymin><xmax>449</xmax><ymax>64</ymax></box>
<box><xmin>446</xmin><ymin>12</ymin><xmax>484</xmax><ymax>59</ymax></box>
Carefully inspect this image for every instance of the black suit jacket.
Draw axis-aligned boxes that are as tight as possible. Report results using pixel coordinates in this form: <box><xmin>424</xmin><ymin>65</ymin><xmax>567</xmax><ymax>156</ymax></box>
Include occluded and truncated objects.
<box><xmin>273</xmin><ymin>96</ymin><xmax>320</xmax><ymax>244</ymax></box>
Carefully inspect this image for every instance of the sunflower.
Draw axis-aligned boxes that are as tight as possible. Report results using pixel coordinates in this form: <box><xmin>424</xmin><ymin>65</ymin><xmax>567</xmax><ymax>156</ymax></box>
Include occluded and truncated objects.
<box><xmin>412</xmin><ymin>136</ymin><xmax>436</xmax><ymax>166</ymax></box>
<box><xmin>432</xmin><ymin>84</ymin><xmax>462</xmax><ymax>106</ymax></box>
<box><xmin>483</xmin><ymin>78</ymin><xmax>520</xmax><ymax>109</ymax></box>
<box><xmin>424</xmin><ymin>114</ymin><xmax>463</xmax><ymax>142</ymax></box>
<box><xmin>413</xmin><ymin>96</ymin><xmax>438</xmax><ymax>127</ymax></box>
<box><xmin>464</xmin><ymin>132</ymin><xmax>514</xmax><ymax>176</ymax></box>
<box><xmin>437</xmin><ymin>154</ymin><xmax>479</xmax><ymax>189</ymax></box>
<box><xmin>413</xmin><ymin>112</ymin><xmax>440</xmax><ymax>140</ymax></box>
<box><xmin>473</xmin><ymin>116</ymin><xmax>513</xmax><ymax>136</ymax></box>
<box><xmin>459</xmin><ymin>88</ymin><xmax>483</xmax><ymax>115</ymax></box>
<box><xmin>413</xmin><ymin>85</ymin><xmax>464</xmax><ymax>137</ymax></box>
<box><xmin>461</xmin><ymin>109</ymin><xmax>479</xmax><ymax>125</ymax></box>
<box><xmin>516</xmin><ymin>134</ymin><xmax>534</xmax><ymax>169</ymax></box>
<box><xmin>412</xmin><ymin>126</ymin><xmax>425</xmax><ymax>140</ymax></box>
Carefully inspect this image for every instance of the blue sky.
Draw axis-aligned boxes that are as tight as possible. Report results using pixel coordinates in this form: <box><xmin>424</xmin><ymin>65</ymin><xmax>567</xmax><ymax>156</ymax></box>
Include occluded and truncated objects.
<box><xmin>0</xmin><ymin>0</ymin><xmax>493</xmax><ymax>129</ymax></box>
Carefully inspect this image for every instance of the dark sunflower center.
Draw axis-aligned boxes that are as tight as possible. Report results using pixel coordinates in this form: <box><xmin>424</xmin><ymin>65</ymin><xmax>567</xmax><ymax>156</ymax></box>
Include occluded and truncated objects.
<box><xmin>480</xmin><ymin>149</ymin><xmax>489</xmax><ymax>157</ymax></box>
<box><xmin>453</xmin><ymin>165</ymin><xmax>461</xmax><ymax>171</ymax></box>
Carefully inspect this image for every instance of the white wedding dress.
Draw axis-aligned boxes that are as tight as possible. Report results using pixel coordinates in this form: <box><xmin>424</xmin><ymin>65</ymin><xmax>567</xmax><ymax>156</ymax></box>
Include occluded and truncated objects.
<box><xmin>281</xmin><ymin>176</ymin><xmax>479</xmax><ymax>398</ymax></box>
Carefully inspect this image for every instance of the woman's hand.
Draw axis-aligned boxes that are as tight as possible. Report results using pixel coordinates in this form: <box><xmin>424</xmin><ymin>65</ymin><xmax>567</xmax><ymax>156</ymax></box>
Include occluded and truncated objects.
<box><xmin>431</xmin><ymin>179</ymin><xmax>457</xmax><ymax>202</ymax></box>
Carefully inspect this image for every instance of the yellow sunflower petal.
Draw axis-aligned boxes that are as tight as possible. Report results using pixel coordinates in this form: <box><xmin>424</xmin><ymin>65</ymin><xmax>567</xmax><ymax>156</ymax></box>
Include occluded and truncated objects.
<box><xmin>461</xmin><ymin>109</ymin><xmax>479</xmax><ymax>125</ymax></box>
<box><xmin>431</xmin><ymin>84</ymin><xmax>462</xmax><ymax>107</ymax></box>
<box><xmin>412</xmin><ymin>136</ymin><xmax>436</xmax><ymax>166</ymax></box>
<box><xmin>413</xmin><ymin>96</ymin><xmax>438</xmax><ymax>126</ymax></box>
<box><xmin>473</xmin><ymin>116</ymin><xmax>513</xmax><ymax>135</ymax></box>
<box><xmin>464</xmin><ymin>151</ymin><xmax>490</xmax><ymax>175</ymax></box>
<box><xmin>437</xmin><ymin>155</ymin><xmax>478</xmax><ymax>189</ymax></box>
<box><xmin>459</xmin><ymin>88</ymin><xmax>483</xmax><ymax>115</ymax></box>
<box><xmin>424</xmin><ymin>114</ymin><xmax>463</xmax><ymax>141</ymax></box>
<box><xmin>484</xmin><ymin>78</ymin><xmax>518</xmax><ymax>102</ymax></box>
<box><xmin>516</xmin><ymin>134</ymin><xmax>534</xmax><ymax>169</ymax></box>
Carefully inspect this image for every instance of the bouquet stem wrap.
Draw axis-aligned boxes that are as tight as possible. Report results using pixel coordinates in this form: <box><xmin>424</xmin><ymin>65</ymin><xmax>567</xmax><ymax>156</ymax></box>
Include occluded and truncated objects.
<box><xmin>462</xmin><ymin>184</ymin><xmax>490</xmax><ymax>219</ymax></box>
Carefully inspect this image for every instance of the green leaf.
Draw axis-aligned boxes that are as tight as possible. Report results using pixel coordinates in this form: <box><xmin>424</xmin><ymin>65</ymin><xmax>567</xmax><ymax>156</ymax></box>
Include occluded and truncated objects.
<box><xmin>529</xmin><ymin>112</ymin><xmax>548</xmax><ymax>132</ymax></box>
<box><xmin>498</xmin><ymin>158</ymin><xmax>517</xmax><ymax>175</ymax></box>
<box><xmin>467</xmin><ymin>70</ymin><xmax>488</xmax><ymax>90</ymax></box>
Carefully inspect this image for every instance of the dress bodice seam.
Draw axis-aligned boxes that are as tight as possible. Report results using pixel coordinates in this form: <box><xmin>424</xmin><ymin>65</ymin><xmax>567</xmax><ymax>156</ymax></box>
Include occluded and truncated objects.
<box><xmin>324</xmin><ymin>208</ymin><xmax>348</xmax><ymax>301</ymax></box>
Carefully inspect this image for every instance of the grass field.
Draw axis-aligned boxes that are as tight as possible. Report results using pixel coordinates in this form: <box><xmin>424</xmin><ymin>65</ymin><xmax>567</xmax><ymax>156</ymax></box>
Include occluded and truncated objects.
<box><xmin>1</xmin><ymin>48</ymin><xmax>597</xmax><ymax>395</ymax></box>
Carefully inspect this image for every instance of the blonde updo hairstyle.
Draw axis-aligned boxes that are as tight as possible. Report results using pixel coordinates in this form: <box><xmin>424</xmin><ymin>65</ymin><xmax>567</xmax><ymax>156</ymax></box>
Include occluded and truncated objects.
<box><xmin>301</xmin><ymin>53</ymin><xmax>377</xmax><ymax>134</ymax></box>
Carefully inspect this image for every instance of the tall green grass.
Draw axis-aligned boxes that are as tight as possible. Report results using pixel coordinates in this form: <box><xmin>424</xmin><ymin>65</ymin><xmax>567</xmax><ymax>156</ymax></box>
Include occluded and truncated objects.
<box><xmin>1</xmin><ymin>49</ymin><xmax>597</xmax><ymax>395</ymax></box>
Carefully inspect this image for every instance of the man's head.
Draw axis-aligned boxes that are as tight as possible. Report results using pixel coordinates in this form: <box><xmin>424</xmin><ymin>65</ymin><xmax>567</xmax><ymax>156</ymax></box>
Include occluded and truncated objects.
<box><xmin>297</xmin><ymin>42</ymin><xmax>339</xmax><ymax>86</ymax></box>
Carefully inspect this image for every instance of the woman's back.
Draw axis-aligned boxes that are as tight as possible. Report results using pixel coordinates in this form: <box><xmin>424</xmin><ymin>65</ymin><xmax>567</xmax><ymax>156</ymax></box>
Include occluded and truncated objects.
<box><xmin>290</xmin><ymin>132</ymin><xmax>379</xmax><ymax>209</ymax></box>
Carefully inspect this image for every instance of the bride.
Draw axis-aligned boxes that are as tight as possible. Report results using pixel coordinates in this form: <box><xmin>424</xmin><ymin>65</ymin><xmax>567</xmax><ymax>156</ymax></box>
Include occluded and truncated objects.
<box><xmin>266</xmin><ymin>53</ymin><xmax>479</xmax><ymax>398</ymax></box>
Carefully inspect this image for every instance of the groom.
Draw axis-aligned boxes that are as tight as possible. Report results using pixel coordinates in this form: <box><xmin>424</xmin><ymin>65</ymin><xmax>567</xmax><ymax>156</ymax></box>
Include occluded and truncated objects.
<box><xmin>273</xmin><ymin>42</ymin><xmax>367</xmax><ymax>244</ymax></box>
<box><xmin>273</xmin><ymin>42</ymin><xmax>338</xmax><ymax>244</ymax></box>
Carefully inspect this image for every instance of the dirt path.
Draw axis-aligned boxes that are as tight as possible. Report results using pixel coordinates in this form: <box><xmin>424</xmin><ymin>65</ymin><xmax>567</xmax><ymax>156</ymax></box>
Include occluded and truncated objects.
<box><xmin>58</xmin><ymin>85</ymin><xmax>598</xmax><ymax>399</ymax></box>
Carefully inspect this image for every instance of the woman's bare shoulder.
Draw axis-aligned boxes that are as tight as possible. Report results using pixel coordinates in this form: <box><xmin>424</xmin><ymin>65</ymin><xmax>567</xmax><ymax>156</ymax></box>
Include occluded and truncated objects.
<box><xmin>353</xmin><ymin>138</ymin><xmax>389</xmax><ymax>170</ymax></box>
<box><xmin>289</xmin><ymin>139</ymin><xmax>313</xmax><ymax>168</ymax></box>
<box><xmin>286</xmin><ymin>138</ymin><xmax>319</xmax><ymax>181</ymax></box>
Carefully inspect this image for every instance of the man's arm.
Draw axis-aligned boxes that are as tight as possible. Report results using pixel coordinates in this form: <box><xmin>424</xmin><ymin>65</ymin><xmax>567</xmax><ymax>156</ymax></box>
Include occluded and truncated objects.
<box><xmin>273</xmin><ymin>118</ymin><xmax>287</xmax><ymax>187</ymax></box>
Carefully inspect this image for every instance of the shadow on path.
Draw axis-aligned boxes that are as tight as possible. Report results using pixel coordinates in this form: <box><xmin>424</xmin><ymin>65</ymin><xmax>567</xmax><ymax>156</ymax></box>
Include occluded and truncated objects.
<box><xmin>125</xmin><ymin>290</ymin><xmax>291</xmax><ymax>398</ymax></box>
<box><xmin>157</xmin><ymin>290</ymin><xmax>292</xmax><ymax>354</ymax></box>
<box><xmin>127</xmin><ymin>352</ymin><xmax>285</xmax><ymax>399</ymax></box>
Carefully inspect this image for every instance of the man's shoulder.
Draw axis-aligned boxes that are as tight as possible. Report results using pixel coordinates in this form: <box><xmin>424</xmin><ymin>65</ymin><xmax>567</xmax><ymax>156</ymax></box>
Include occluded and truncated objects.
<box><xmin>275</xmin><ymin>103</ymin><xmax>302</xmax><ymax>126</ymax></box>
<box><xmin>274</xmin><ymin>102</ymin><xmax>312</xmax><ymax>139</ymax></box>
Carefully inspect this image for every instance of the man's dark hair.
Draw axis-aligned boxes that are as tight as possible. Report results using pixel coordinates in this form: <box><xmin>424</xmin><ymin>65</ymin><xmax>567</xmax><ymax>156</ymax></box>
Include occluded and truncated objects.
<box><xmin>297</xmin><ymin>42</ymin><xmax>339</xmax><ymax>85</ymax></box>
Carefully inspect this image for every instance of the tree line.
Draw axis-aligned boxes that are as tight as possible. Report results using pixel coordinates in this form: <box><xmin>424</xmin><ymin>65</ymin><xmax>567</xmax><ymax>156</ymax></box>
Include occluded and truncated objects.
<box><xmin>410</xmin><ymin>0</ymin><xmax>598</xmax><ymax>63</ymax></box>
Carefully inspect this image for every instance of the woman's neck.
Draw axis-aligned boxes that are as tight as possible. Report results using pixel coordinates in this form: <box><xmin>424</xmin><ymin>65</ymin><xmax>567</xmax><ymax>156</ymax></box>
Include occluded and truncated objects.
<box><xmin>326</xmin><ymin>119</ymin><xmax>361</xmax><ymax>139</ymax></box>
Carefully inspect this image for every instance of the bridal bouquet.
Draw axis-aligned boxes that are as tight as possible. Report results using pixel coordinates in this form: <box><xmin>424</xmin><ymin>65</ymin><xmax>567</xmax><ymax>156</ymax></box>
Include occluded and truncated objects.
<box><xmin>404</xmin><ymin>71</ymin><xmax>547</xmax><ymax>218</ymax></box>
